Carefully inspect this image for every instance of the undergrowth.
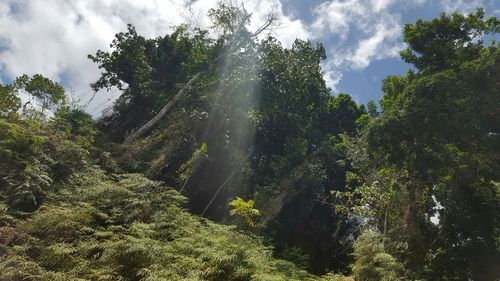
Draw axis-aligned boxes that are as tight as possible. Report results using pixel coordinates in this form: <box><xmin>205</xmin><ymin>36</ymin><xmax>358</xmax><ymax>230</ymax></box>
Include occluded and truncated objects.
<box><xmin>0</xmin><ymin>165</ymin><xmax>335</xmax><ymax>281</ymax></box>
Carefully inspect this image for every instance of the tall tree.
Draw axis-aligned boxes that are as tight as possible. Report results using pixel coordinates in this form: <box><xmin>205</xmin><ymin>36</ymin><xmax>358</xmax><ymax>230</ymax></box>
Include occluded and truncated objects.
<box><xmin>363</xmin><ymin>9</ymin><xmax>499</xmax><ymax>280</ymax></box>
<box><xmin>89</xmin><ymin>24</ymin><xmax>214</xmax><ymax>140</ymax></box>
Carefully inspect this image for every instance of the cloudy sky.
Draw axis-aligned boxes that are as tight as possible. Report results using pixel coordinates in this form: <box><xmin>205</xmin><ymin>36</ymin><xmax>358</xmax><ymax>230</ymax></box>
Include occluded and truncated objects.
<box><xmin>0</xmin><ymin>0</ymin><xmax>498</xmax><ymax>115</ymax></box>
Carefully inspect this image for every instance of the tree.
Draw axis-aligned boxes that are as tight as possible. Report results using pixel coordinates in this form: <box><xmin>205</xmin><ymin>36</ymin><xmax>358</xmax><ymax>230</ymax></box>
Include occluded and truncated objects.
<box><xmin>0</xmin><ymin>85</ymin><xmax>20</xmax><ymax>118</ymax></box>
<box><xmin>89</xmin><ymin>24</ymin><xmax>213</xmax><ymax>140</ymax></box>
<box><xmin>363</xmin><ymin>10</ymin><xmax>500</xmax><ymax>280</ymax></box>
<box><xmin>14</xmin><ymin>74</ymin><xmax>66</xmax><ymax>112</ymax></box>
<box><xmin>120</xmin><ymin>2</ymin><xmax>275</xmax><ymax>145</ymax></box>
<box><xmin>228</xmin><ymin>197</ymin><xmax>261</xmax><ymax>226</ymax></box>
<box><xmin>49</xmin><ymin>107</ymin><xmax>96</xmax><ymax>148</ymax></box>
<box><xmin>366</xmin><ymin>101</ymin><xmax>379</xmax><ymax>117</ymax></box>
<box><xmin>400</xmin><ymin>8</ymin><xmax>499</xmax><ymax>73</ymax></box>
<box><xmin>246</xmin><ymin>38</ymin><xmax>365</xmax><ymax>274</ymax></box>
<box><xmin>351</xmin><ymin>230</ymin><xmax>405</xmax><ymax>281</ymax></box>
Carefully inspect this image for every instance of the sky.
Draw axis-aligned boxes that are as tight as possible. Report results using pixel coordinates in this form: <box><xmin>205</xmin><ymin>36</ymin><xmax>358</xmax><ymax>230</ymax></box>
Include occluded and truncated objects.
<box><xmin>0</xmin><ymin>0</ymin><xmax>498</xmax><ymax>116</ymax></box>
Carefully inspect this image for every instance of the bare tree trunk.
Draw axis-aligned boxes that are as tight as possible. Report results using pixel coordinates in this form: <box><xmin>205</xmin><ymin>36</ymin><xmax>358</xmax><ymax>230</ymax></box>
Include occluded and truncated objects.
<box><xmin>179</xmin><ymin>175</ymin><xmax>191</xmax><ymax>193</ymax></box>
<box><xmin>123</xmin><ymin>72</ymin><xmax>202</xmax><ymax>144</ymax></box>
<box><xmin>201</xmin><ymin>170</ymin><xmax>236</xmax><ymax>217</ymax></box>
<box><xmin>383</xmin><ymin>207</ymin><xmax>388</xmax><ymax>235</ymax></box>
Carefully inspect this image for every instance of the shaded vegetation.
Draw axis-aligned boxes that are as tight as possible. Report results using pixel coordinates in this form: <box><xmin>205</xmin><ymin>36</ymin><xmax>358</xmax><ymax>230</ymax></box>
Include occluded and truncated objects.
<box><xmin>0</xmin><ymin>3</ymin><xmax>499</xmax><ymax>281</ymax></box>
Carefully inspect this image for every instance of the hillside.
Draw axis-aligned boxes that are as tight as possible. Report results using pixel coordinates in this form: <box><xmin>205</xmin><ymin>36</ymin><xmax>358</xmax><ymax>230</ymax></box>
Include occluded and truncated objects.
<box><xmin>0</xmin><ymin>4</ymin><xmax>499</xmax><ymax>281</ymax></box>
<box><xmin>0</xmin><ymin>165</ymin><xmax>328</xmax><ymax>280</ymax></box>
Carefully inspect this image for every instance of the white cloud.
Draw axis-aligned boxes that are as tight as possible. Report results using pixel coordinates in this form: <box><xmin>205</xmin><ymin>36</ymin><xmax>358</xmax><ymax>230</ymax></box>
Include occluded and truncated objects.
<box><xmin>344</xmin><ymin>14</ymin><xmax>403</xmax><ymax>69</ymax></box>
<box><xmin>311</xmin><ymin>0</ymin><xmax>366</xmax><ymax>40</ymax></box>
<box><xmin>245</xmin><ymin>0</ymin><xmax>311</xmax><ymax>46</ymax></box>
<box><xmin>440</xmin><ymin>0</ymin><xmax>484</xmax><ymax>14</ymax></box>
<box><xmin>314</xmin><ymin>0</ymin><xmax>495</xmax><ymax>92</ymax></box>
<box><xmin>371</xmin><ymin>0</ymin><xmax>396</xmax><ymax>12</ymax></box>
<box><xmin>0</xmin><ymin>0</ymin><xmax>193</xmax><ymax>115</ymax></box>
<box><xmin>321</xmin><ymin>64</ymin><xmax>343</xmax><ymax>92</ymax></box>
<box><xmin>0</xmin><ymin>0</ymin><xmax>309</xmax><ymax>116</ymax></box>
<box><xmin>410</xmin><ymin>0</ymin><xmax>427</xmax><ymax>5</ymax></box>
<box><xmin>1</xmin><ymin>0</ymin><xmax>494</xmax><ymax>115</ymax></box>
<box><xmin>309</xmin><ymin>0</ymin><xmax>408</xmax><ymax>92</ymax></box>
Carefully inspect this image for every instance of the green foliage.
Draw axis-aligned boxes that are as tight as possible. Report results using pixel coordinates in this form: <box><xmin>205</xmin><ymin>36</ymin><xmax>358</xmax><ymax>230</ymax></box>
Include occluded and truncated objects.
<box><xmin>366</xmin><ymin>101</ymin><xmax>379</xmax><ymax>117</ymax></box>
<box><xmin>0</xmin><ymin>101</ymin><xmax>94</xmax><ymax>212</ymax></box>
<box><xmin>177</xmin><ymin>143</ymin><xmax>208</xmax><ymax>184</ymax></box>
<box><xmin>351</xmin><ymin>230</ymin><xmax>405</xmax><ymax>281</ymax></box>
<box><xmin>2</xmin><ymin>6</ymin><xmax>498</xmax><ymax>281</ymax></box>
<box><xmin>14</xmin><ymin>74</ymin><xmax>66</xmax><ymax>110</ymax></box>
<box><xmin>353</xmin><ymin>9</ymin><xmax>500</xmax><ymax>281</ymax></box>
<box><xmin>400</xmin><ymin>8</ymin><xmax>499</xmax><ymax>72</ymax></box>
<box><xmin>379</xmin><ymin>75</ymin><xmax>408</xmax><ymax>113</ymax></box>
<box><xmin>0</xmin><ymin>164</ymin><xmax>319</xmax><ymax>281</ymax></box>
<box><xmin>5</xmin><ymin>159</ymin><xmax>52</xmax><ymax>212</ymax></box>
<box><xmin>208</xmin><ymin>2</ymin><xmax>249</xmax><ymax>37</ymax></box>
<box><xmin>50</xmin><ymin>107</ymin><xmax>96</xmax><ymax>148</ymax></box>
<box><xmin>0</xmin><ymin>85</ymin><xmax>21</xmax><ymax>118</ymax></box>
<box><xmin>0</xmin><ymin>119</ymin><xmax>44</xmax><ymax>169</ymax></box>
<box><xmin>324</xmin><ymin>93</ymin><xmax>366</xmax><ymax>134</ymax></box>
<box><xmin>89</xmin><ymin>24</ymin><xmax>214</xmax><ymax>139</ymax></box>
<box><xmin>320</xmin><ymin>273</ymin><xmax>354</xmax><ymax>281</ymax></box>
<box><xmin>86</xmin><ymin>6</ymin><xmax>367</xmax><ymax>273</ymax></box>
<box><xmin>276</xmin><ymin>246</ymin><xmax>310</xmax><ymax>270</ymax></box>
<box><xmin>0</xmin><ymin>119</ymin><xmax>48</xmax><ymax>211</ymax></box>
<box><xmin>228</xmin><ymin>197</ymin><xmax>261</xmax><ymax>226</ymax></box>
<box><xmin>44</xmin><ymin>136</ymin><xmax>89</xmax><ymax>181</ymax></box>
<box><xmin>23</xmin><ymin>204</ymin><xmax>93</xmax><ymax>242</ymax></box>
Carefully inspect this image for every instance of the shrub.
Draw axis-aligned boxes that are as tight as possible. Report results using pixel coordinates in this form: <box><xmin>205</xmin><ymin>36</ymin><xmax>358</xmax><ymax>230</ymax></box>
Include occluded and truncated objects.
<box><xmin>351</xmin><ymin>230</ymin><xmax>406</xmax><ymax>281</ymax></box>
<box><xmin>228</xmin><ymin>197</ymin><xmax>261</xmax><ymax>227</ymax></box>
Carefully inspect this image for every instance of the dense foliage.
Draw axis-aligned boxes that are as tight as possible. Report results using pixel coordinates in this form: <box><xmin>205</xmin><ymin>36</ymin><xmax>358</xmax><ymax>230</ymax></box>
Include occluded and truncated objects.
<box><xmin>0</xmin><ymin>76</ymin><xmax>331</xmax><ymax>281</ymax></box>
<box><xmin>1</xmin><ymin>3</ymin><xmax>498</xmax><ymax>281</ymax></box>
<box><xmin>332</xmin><ymin>9</ymin><xmax>500</xmax><ymax>281</ymax></box>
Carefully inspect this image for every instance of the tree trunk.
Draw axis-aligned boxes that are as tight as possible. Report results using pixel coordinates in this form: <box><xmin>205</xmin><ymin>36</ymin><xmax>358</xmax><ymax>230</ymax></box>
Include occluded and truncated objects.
<box><xmin>201</xmin><ymin>170</ymin><xmax>237</xmax><ymax>217</ymax></box>
<box><xmin>123</xmin><ymin>72</ymin><xmax>202</xmax><ymax>144</ymax></box>
<box><xmin>263</xmin><ymin>166</ymin><xmax>307</xmax><ymax>222</ymax></box>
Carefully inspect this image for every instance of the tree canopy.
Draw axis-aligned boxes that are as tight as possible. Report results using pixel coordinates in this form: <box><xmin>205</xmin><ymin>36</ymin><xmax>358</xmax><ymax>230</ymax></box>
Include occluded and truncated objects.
<box><xmin>0</xmin><ymin>4</ymin><xmax>499</xmax><ymax>281</ymax></box>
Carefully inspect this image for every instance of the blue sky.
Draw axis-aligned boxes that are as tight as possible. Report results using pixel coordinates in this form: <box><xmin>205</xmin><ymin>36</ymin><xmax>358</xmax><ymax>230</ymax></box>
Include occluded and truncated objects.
<box><xmin>0</xmin><ymin>0</ymin><xmax>498</xmax><ymax>115</ymax></box>
<box><xmin>279</xmin><ymin>0</ymin><xmax>499</xmax><ymax>103</ymax></box>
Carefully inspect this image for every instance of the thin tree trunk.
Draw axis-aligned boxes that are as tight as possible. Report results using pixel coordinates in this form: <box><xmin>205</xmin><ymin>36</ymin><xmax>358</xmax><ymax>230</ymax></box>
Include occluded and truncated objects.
<box><xmin>383</xmin><ymin>208</ymin><xmax>388</xmax><ymax>235</ymax></box>
<box><xmin>201</xmin><ymin>170</ymin><xmax>236</xmax><ymax>217</ymax></box>
<box><xmin>123</xmin><ymin>72</ymin><xmax>202</xmax><ymax>144</ymax></box>
<box><xmin>179</xmin><ymin>176</ymin><xmax>190</xmax><ymax>193</ymax></box>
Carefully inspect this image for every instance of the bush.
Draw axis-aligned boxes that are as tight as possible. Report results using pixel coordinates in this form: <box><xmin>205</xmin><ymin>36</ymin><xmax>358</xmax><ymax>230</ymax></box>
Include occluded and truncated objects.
<box><xmin>23</xmin><ymin>205</ymin><xmax>93</xmax><ymax>243</ymax></box>
<box><xmin>0</xmin><ymin>165</ymin><xmax>320</xmax><ymax>281</ymax></box>
<box><xmin>49</xmin><ymin>107</ymin><xmax>96</xmax><ymax>148</ymax></box>
<box><xmin>351</xmin><ymin>230</ymin><xmax>406</xmax><ymax>281</ymax></box>
<box><xmin>228</xmin><ymin>197</ymin><xmax>261</xmax><ymax>227</ymax></box>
